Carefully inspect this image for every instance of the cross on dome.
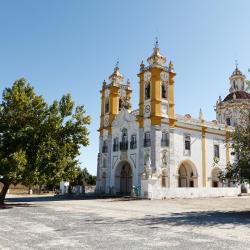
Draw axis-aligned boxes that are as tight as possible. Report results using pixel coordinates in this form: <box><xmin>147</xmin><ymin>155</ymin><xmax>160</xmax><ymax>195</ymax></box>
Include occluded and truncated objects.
<box><xmin>147</xmin><ymin>38</ymin><xmax>166</xmax><ymax>66</ymax></box>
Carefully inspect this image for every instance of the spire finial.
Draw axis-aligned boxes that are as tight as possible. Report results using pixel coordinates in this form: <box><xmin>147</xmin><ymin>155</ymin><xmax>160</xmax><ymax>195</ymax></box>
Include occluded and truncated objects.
<box><xmin>199</xmin><ymin>108</ymin><xmax>204</xmax><ymax>121</ymax></box>
<box><xmin>115</xmin><ymin>58</ymin><xmax>119</xmax><ymax>69</ymax></box>
<box><xmin>235</xmin><ymin>60</ymin><xmax>238</xmax><ymax>69</ymax></box>
<box><xmin>140</xmin><ymin>60</ymin><xmax>145</xmax><ymax>71</ymax></box>
<box><xmin>154</xmin><ymin>37</ymin><xmax>159</xmax><ymax>49</ymax></box>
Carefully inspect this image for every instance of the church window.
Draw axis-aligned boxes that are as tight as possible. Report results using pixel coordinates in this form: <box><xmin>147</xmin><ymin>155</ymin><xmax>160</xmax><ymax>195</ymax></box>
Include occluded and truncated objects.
<box><xmin>102</xmin><ymin>140</ymin><xmax>108</xmax><ymax>153</ymax></box>
<box><xmin>119</xmin><ymin>98</ymin><xmax>122</xmax><ymax>111</ymax></box>
<box><xmin>184</xmin><ymin>134</ymin><xmax>191</xmax><ymax>155</ymax></box>
<box><xmin>105</xmin><ymin>98</ymin><xmax>109</xmax><ymax>113</ymax></box>
<box><xmin>144</xmin><ymin>132</ymin><xmax>151</xmax><ymax>147</ymax></box>
<box><xmin>226</xmin><ymin>118</ymin><xmax>231</xmax><ymax>126</ymax></box>
<box><xmin>113</xmin><ymin>137</ymin><xmax>119</xmax><ymax>152</ymax></box>
<box><xmin>162</xmin><ymin>176</ymin><xmax>167</xmax><ymax>187</ymax></box>
<box><xmin>233</xmin><ymin>80</ymin><xmax>236</xmax><ymax>89</ymax></box>
<box><xmin>214</xmin><ymin>144</ymin><xmax>220</xmax><ymax>159</ymax></box>
<box><xmin>161</xmin><ymin>83</ymin><xmax>167</xmax><ymax>99</ymax></box>
<box><xmin>161</xmin><ymin>132</ymin><xmax>169</xmax><ymax>147</ymax></box>
<box><xmin>145</xmin><ymin>83</ymin><xmax>150</xmax><ymax>100</ymax></box>
<box><xmin>130</xmin><ymin>134</ymin><xmax>137</xmax><ymax>149</ymax></box>
<box><xmin>120</xmin><ymin>129</ymin><xmax>128</xmax><ymax>151</ymax></box>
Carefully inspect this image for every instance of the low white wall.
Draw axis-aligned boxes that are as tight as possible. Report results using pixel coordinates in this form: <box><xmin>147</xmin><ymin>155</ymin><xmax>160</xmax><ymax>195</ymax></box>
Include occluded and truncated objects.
<box><xmin>141</xmin><ymin>179</ymin><xmax>240</xmax><ymax>199</ymax></box>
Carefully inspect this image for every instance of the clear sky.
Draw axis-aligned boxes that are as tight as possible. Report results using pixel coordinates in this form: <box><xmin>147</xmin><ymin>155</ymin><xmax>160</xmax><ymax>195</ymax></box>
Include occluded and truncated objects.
<box><xmin>0</xmin><ymin>0</ymin><xmax>250</xmax><ymax>174</ymax></box>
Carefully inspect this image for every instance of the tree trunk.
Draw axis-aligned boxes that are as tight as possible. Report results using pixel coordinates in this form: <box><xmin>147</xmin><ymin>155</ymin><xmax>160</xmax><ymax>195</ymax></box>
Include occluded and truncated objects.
<box><xmin>0</xmin><ymin>182</ymin><xmax>10</xmax><ymax>205</ymax></box>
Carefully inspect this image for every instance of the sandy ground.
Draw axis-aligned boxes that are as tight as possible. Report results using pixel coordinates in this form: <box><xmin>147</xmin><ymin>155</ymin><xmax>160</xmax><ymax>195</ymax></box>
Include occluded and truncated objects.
<box><xmin>0</xmin><ymin>194</ymin><xmax>250</xmax><ymax>249</ymax></box>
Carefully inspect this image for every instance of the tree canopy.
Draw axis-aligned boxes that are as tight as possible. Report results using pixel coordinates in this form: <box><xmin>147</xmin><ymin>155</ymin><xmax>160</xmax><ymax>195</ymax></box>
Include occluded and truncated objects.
<box><xmin>222</xmin><ymin>108</ymin><xmax>250</xmax><ymax>184</ymax></box>
<box><xmin>0</xmin><ymin>79</ymin><xmax>90</xmax><ymax>204</ymax></box>
<box><xmin>70</xmin><ymin>167</ymin><xmax>96</xmax><ymax>186</ymax></box>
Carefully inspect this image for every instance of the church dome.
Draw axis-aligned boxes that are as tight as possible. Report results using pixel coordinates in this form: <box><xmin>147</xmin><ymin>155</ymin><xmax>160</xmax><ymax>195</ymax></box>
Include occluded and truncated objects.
<box><xmin>231</xmin><ymin>67</ymin><xmax>243</xmax><ymax>77</ymax></box>
<box><xmin>147</xmin><ymin>38</ymin><xmax>166</xmax><ymax>66</ymax></box>
<box><xmin>223</xmin><ymin>91</ymin><xmax>250</xmax><ymax>102</ymax></box>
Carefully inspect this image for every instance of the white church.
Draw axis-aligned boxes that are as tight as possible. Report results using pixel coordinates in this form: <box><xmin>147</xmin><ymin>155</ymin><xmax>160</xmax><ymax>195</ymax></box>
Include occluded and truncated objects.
<box><xmin>95</xmin><ymin>42</ymin><xmax>250</xmax><ymax>199</ymax></box>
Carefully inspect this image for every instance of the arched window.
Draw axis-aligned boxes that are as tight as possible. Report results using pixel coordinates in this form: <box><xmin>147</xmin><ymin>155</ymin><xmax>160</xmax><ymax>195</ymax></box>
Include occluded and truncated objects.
<box><xmin>119</xmin><ymin>98</ymin><xmax>122</xmax><ymax>111</ymax></box>
<box><xmin>120</xmin><ymin>128</ymin><xmax>128</xmax><ymax>151</ymax></box>
<box><xmin>102</xmin><ymin>140</ymin><xmax>108</xmax><ymax>153</ymax></box>
<box><xmin>161</xmin><ymin>132</ymin><xmax>169</xmax><ymax>147</ymax></box>
<box><xmin>105</xmin><ymin>98</ymin><xmax>109</xmax><ymax>113</ymax></box>
<box><xmin>113</xmin><ymin>137</ymin><xmax>119</xmax><ymax>152</ymax></box>
<box><xmin>161</xmin><ymin>83</ymin><xmax>167</xmax><ymax>99</ymax></box>
<box><xmin>122</xmin><ymin>129</ymin><xmax>128</xmax><ymax>143</ymax></box>
<box><xmin>145</xmin><ymin>82</ymin><xmax>150</xmax><ymax>100</ymax></box>
<box><xmin>226</xmin><ymin>118</ymin><xmax>231</xmax><ymax>126</ymax></box>
<box><xmin>130</xmin><ymin>134</ymin><xmax>137</xmax><ymax>149</ymax></box>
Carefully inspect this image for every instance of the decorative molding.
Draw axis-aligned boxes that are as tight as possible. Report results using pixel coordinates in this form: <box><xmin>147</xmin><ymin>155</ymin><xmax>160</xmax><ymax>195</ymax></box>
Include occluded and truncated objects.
<box><xmin>112</xmin><ymin>108</ymin><xmax>136</xmax><ymax>127</ymax></box>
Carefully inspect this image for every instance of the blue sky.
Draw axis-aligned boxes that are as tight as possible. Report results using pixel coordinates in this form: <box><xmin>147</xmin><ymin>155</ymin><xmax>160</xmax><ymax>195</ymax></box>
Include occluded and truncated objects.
<box><xmin>0</xmin><ymin>0</ymin><xmax>250</xmax><ymax>174</ymax></box>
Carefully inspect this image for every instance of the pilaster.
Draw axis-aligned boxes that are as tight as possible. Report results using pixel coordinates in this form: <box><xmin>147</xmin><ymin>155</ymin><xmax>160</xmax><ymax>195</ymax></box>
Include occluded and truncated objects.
<box><xmin>150</xmin><ymin>67</ymin><xmax>162</xmax><ymax>126</ymax></box>
<box><xmin>138</xmin><ymin>71</ymin><xmax>144</xmax><ymax>128</ymax></box>
<box><xmin>169</xmin><ymin>127</ymin><xmax>176</xmax><ymax>187</ymax></box>
<box><xmin>168</xmin><ymin>65</ymin><xmax>176</xmax><ymax>128</ymax></box>
<box><xmin>201</xmin><ymin>122</ymin><xmax>207</xmax><ymax>187</ymax></box>
<box><xmin>108</xmin><ymin>84</ymin><xmax>119</xmax><ymax>134</ymax></box>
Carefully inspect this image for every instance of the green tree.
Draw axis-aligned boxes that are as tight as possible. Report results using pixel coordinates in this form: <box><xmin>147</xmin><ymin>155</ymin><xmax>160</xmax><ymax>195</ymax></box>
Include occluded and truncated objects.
<box><xmin>222</xmin><ymin>108</ymin><xmax>250</xmax><ymax>184</ymax></box>
<box><xmin>0</xmin><ymin>79</ymin><xmax>90</xmax><ymax>204</ymax></box>
<box><xmin>71</xmin><ymin>167</ymin><xmax>96</xmax><ymax>186</ymax></box>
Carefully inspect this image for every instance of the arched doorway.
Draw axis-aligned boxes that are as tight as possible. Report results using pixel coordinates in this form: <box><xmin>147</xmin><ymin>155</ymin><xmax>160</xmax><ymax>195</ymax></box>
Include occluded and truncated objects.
<box><xmin>178</xmin><ymin>161</ymin><xmax>198</xmax><ymax>187</ymax></box>
<box><xmin>115</xmin><ymin>161</ymin><xmax>133</xmax><ymax>195</ymax></box>
<box><xmin>211</xmin><ymin>167</ymin><xmax>222</xmax><ymax>187</ymax></box>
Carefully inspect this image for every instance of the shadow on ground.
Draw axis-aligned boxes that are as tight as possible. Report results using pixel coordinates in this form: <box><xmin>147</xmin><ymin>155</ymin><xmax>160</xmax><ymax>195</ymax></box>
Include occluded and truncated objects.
<box><xmin>137</xmin><ymin>210</ymin><xmax>250</xmax><ymax>227</ymax></box>
<box><xmin>0</xmin><ymin>203</ymin><xmax>36</xmax><ymax>210</ymax></box>
<box><xmin>4</xmin><ymin>194</ymin><xmax>123</xmax><ymax>204</ymax></box>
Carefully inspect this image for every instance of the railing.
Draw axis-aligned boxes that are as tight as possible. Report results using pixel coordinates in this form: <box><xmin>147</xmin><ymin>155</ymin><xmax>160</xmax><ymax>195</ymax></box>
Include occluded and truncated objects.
<box><xmin>120</xmin><ymin>141</ymin><xmax>128</xmax><ymax>151</ymax></box>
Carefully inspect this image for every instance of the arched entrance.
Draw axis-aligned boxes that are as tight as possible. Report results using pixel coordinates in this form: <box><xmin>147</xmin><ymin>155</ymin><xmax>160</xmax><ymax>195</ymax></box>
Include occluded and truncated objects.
<box><xmin>178</xmin><ymin>161</ymin><xmax>198</xmax><ymax>187</ymax></box>
<box><xmin>211</xmin><ymin>167</ymin><xmax>222</xmax><ymax>187</ymax></box>
<box><xmin>115</xmin><ymin>161</ymin><xmax>133</xmax><ymax>195</ymax></box>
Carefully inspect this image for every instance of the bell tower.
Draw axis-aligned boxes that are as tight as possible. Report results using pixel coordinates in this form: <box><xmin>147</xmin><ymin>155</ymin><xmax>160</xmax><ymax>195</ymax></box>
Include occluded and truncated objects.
<box><xmin>138</xmin><ymin>40</ymin><xmax>176</xmax><ymax>176</ymax></box>
<box><xmin>138</xmin><ymin>39</ymin><xmax>176</xmax><ymax>127</ymax></box>
<box><xmin>99</xmin><ymin>62</ymin><xmax>132</xmax><ymax>136</ymax></box>
<box><xmin>229</xmin><ymin>63</ymin><xmax>247</xmax><ymax>93</ymax></box>
<box><xmin>215</xmin><ymin>64</ymin><xmax>250</xmax><ymax>126</ymax></box>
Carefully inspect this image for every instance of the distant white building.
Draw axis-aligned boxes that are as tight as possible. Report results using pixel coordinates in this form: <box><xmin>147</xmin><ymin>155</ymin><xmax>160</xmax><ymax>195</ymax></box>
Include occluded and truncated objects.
<box><xmin>95</xmin><ymin>42</ymin><xmax>250</xmax><ymax>199</ymax></box>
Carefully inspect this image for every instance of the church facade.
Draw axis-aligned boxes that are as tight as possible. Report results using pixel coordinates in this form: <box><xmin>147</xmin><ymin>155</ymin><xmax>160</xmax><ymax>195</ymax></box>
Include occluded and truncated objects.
<box><xmin>95</xmin><ymin>43</ymin><xmax>250</xmax><ymax>199</ymax></box>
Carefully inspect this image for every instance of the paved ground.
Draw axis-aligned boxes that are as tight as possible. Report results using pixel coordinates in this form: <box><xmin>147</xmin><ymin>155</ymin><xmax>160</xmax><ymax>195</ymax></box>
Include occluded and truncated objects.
<box><xmin>0</xmin><ymin>195</ymin><xmax>250</xmax><ymax>250</ymax></box>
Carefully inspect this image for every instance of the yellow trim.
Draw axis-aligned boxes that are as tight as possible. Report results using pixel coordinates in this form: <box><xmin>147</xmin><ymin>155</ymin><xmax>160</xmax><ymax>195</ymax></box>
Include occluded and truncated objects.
<box><xmin>201</xmin><ymin>122</ymin><xmax>206</xmax><ymax>187</ymax></box>
<box><xmin>138</xmin><ymin>71</ymin><xmax>144</xmax><ymax>128</ymax></box>
<box><xmin>108</xmin><ymin>85</ymin><xmax>119</xmax><ymax>134</ymax></box>
<box><xmin>150</xmin><ymin>67</ymin><xmax>162</xmax><ymax>125</ymax></box>
<box><xmin>176</xmin><ymin>124</ymin><xmax>226</xmax><ymax>136</ymax></box>
<box><xmin>168</xmin><ymin>71</ymin><xmax>176</xmax><ymax>128</ymax></box>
